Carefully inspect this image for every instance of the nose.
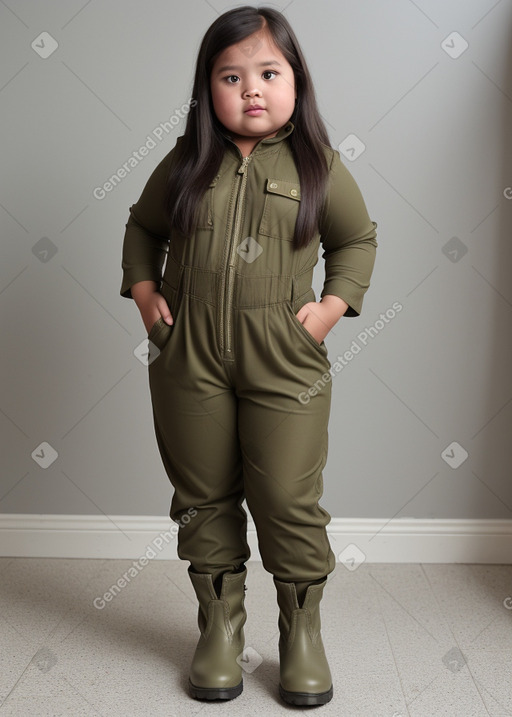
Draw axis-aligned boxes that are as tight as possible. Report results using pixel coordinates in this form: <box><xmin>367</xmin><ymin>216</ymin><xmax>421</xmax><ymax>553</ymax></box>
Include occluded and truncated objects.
<box><xmin>243</xmin><ymin>87</ymin><xmax>262</xmax><ymax>98</ymax></box>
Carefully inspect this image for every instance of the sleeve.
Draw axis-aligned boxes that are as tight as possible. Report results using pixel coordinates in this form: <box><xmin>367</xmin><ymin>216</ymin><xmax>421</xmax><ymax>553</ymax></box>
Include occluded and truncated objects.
<box><xmin>119</xmin><ymin>143</ymin><xmax>179</xmax><ymax>299</ymax></box>
<box><xmin>319</xmin><ymin>148</ymin><xmax>378</xmax><ymax>317</ymax></box>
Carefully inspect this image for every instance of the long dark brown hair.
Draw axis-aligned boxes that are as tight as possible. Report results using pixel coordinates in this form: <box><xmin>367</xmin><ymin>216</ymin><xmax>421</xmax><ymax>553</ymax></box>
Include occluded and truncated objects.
<box><xmin>164</xmin><ymin>5</ymin><xmax>332</xmax><ymax>250</ymax></box>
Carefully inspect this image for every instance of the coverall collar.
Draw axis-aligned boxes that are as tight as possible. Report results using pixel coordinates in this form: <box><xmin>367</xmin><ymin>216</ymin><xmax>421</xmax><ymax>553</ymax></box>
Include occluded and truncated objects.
<box><xmin>221</xmin><ymin>121</ymin><xmax>295</xmax><ymax>158</ymax></box>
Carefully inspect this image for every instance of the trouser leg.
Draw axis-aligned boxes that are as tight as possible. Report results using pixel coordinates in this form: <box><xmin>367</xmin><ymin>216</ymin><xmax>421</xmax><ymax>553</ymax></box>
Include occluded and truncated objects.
<box><xmin>148</xmin><ymin>297</ymin><xmax>250</xmax><ymax>581</ymax></box>
<box><xmin>235</xmin><ymin>301</ymin><xmax>336</xmax><ymax>582</ymax></box>
<box><xmin>238</xmin><ymin>387</ymin><xmax>335</xmax><ymax>581</ymax></box>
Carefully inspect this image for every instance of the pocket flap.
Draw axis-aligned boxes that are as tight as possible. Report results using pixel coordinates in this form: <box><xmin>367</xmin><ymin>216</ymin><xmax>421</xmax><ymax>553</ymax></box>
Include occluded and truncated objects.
<box><xmin>265</xmin><ymin>178</ymin><xmax>301</xmax><ymax>201</ymax></box>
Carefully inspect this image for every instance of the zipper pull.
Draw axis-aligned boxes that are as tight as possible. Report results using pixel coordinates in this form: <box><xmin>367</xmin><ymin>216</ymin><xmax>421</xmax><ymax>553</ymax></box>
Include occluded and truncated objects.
<box><xmin>238</xmin><ymin>156</ymin><xmax>251</xmax><ymax>174</ymax></box>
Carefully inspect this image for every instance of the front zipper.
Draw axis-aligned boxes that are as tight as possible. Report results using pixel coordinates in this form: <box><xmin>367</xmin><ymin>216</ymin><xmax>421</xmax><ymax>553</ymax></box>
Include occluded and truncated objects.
<box><xmin>220</xmin><ymin>154</ymin><xmax>251</xmax><ymax>357</ymax></box>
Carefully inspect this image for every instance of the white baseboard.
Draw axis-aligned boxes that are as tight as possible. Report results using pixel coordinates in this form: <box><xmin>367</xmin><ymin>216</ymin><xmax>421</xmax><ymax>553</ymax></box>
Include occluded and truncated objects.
<box><xmin>1</xmin><ymin>515</ymin><xmax>511</xmax><ymax>563</ymax></box>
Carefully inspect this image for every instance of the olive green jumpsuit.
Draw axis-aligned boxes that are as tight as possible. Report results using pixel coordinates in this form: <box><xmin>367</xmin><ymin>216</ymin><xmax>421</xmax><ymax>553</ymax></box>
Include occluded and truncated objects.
<box><xmin>120</xmin><ymin>121</ymin><xmax>377</xmax><ymax>585</ymax></box>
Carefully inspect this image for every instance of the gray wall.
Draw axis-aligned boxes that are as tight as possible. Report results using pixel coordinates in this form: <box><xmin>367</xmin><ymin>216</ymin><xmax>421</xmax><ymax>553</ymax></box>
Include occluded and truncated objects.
<box><xmin>1</xmin><ymin>0</ymin><xmax>511</xmax><ymax>520</ymax></box>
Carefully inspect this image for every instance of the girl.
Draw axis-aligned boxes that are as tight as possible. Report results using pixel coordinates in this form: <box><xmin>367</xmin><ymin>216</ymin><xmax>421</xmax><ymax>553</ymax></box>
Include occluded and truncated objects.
<box><xmin>120</xmin><ymin>5</ymin><xmax>377</xmax><ymax>707</ymax></box>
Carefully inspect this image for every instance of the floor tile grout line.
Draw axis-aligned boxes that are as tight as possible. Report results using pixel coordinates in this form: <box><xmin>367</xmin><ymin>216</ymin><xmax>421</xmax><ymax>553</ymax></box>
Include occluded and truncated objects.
<box><xmin>372</xmin><ymin>581</ymin><xmax>413</xmax><ymax>717</ymax></box>
<box><xmin>420</xmin><ymin>564</ymin><xmax>493</xmax><ymax>716</ymax></box>
<box><xmin>369</xmin><ymin>570</ymin><xmax>440</xmax><ymax>644</ymax></box>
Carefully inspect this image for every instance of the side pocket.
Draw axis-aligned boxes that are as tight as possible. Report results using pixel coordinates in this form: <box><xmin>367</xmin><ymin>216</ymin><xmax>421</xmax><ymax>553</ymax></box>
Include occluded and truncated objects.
<box><xmin>147</xmin><ymin>317</ymin><xmax>166</xmax><ymax>347</ymax></box>
<box><xmin>147</xmin><ymin>317</ymin><xmax>173</xmax><ymax>366</ymax></box>
<box><xmin>148</xmin><ymin>263</ymin><xmax>183</xmax><ymax>367</ymax></box>
<box><xmin>284</xmin><ymin>301</ymin><xmax>329</xmax><ymax>359</ymax></box>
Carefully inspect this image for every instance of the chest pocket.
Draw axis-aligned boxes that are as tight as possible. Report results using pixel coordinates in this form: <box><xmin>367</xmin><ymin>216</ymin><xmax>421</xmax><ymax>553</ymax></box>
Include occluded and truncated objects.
<box><xmin>259</xmin><ymin>178</ymin><xmax>301</xmax><ymax>241</ymax></box>
<box><xmin>196</xmin><ymin>175</ymin><xmax>219</xmax><ymax>230</ymax></box>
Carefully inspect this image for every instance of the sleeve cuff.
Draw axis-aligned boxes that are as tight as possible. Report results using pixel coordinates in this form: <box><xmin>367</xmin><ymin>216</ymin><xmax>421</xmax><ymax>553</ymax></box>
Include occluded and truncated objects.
<box><xmin>120</xmin><ymin>270</ymin><xmax>163</xmax><ymax>300</ymax></box>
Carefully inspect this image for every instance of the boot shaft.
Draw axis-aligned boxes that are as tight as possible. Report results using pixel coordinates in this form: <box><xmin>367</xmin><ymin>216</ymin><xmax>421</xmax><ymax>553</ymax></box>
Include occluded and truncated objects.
<box><xmin>189</xmin><ymin>567</ymin><xmax>247</xmax><ymax>639</ymax></box>
<box><xmin>273</xmin><ymin>577</ymin><xmax>326</xmax><ymax>643</ymax></box>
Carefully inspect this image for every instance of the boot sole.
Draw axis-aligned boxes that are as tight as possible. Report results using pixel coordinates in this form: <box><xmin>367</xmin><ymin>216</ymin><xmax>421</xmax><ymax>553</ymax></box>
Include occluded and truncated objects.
<box><xmin>189</xmin><ymin>678</ymin><xmax>243</xmax><ymax>701</ymax></box>
<box><xmin>279</xmin><ymin>683</ymin><xmax>333</xmax><ymax>706</ymax></box>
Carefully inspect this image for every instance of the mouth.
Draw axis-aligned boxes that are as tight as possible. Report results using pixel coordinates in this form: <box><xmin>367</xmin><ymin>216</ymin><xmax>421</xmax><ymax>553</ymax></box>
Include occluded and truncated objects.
<box><xmin>245</xmin><ymin>105</ymin><xmax>265</xmax><ymax>115</ymax></box>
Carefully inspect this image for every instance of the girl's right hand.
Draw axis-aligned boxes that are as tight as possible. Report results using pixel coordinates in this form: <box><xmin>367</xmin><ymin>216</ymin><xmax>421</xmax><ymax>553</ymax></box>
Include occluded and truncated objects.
<box><xmin>131</xmin><ymin>280</ymin><xmax>174</xmax><ymax>335</ymax></box>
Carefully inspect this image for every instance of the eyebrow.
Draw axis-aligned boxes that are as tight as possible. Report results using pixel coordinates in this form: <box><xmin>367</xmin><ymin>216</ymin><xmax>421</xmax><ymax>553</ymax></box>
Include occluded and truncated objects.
<box><xmin>215</xmin><ymin>60</ymin><xmax>282</xmax><ymax>75</ymax></box>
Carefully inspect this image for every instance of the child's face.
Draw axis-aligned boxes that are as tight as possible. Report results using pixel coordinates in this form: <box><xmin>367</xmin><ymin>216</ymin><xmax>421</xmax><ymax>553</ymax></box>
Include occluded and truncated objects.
<box><xmin>210</xmin><ymin>29</ymin><xmax>296</xmax><ymax>144</ymax></box>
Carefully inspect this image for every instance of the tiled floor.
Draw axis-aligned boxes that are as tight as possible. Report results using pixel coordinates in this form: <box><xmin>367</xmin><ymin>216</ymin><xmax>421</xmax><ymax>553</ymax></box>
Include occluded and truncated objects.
<box><xmin>0</xmin><ymin>558</ymin><xmax>510</xmax><ymax>716</ymax></box>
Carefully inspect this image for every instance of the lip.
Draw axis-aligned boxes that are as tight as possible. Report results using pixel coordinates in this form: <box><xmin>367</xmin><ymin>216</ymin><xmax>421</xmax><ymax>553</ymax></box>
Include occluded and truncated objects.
<box><xmin>245</xmin><ymin>105</ymin><xmax>265</xmax><ymax>114</ymax></box>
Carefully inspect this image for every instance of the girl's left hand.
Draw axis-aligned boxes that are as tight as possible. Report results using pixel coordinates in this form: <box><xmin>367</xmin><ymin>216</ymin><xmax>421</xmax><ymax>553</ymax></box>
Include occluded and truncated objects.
<box><xmin>295</xmin><ymin>296</ymin><xmax>349</xmax><ymax>344</ymax></box>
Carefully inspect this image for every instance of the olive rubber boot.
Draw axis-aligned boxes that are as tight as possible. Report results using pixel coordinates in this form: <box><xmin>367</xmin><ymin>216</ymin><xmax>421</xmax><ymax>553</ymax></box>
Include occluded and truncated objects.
<box><xmin>188</xmin><ymin>566</ymin><xmax>247</xmax><ymax>700</ymax></box>
<box><xmin>273</xmin><ymin>576</ymin><xmax>333</xmax><ymax>706</ymax></box>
